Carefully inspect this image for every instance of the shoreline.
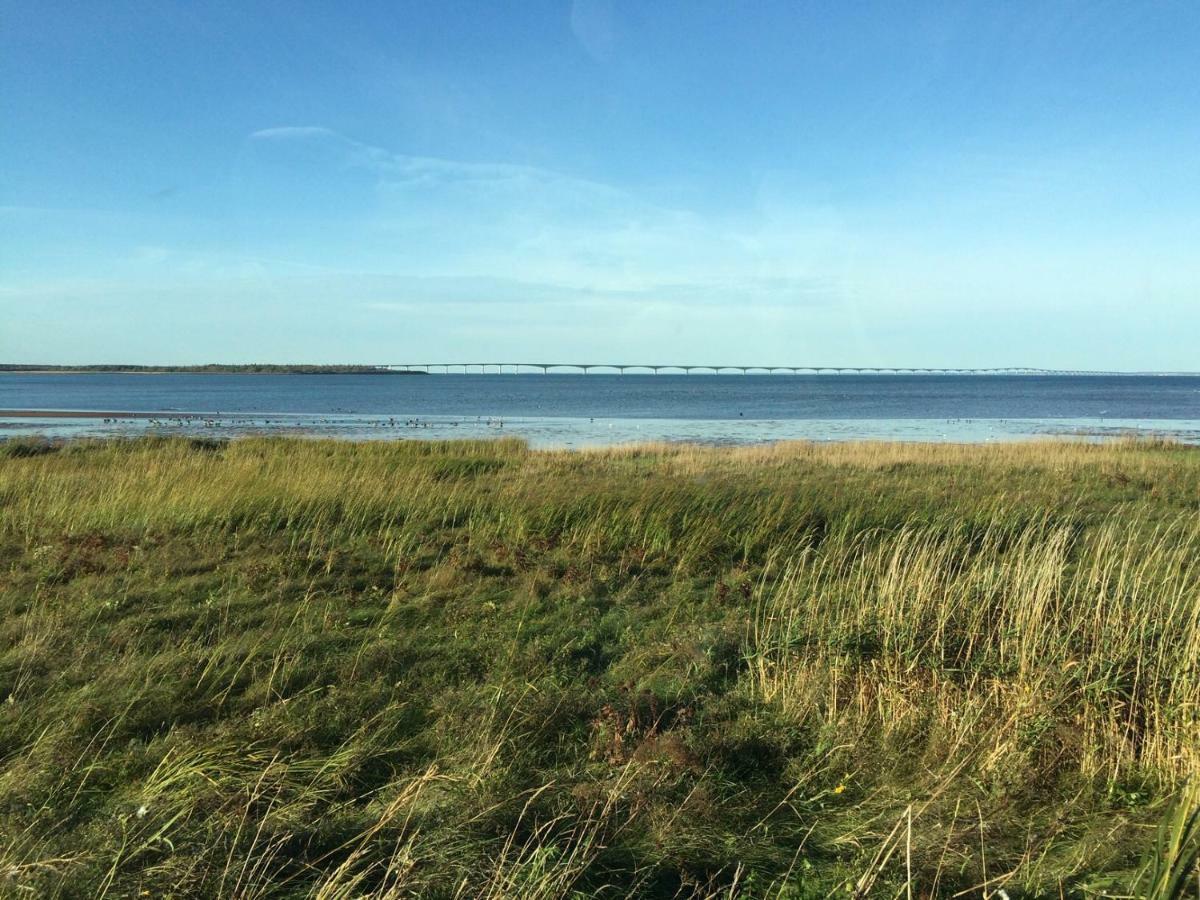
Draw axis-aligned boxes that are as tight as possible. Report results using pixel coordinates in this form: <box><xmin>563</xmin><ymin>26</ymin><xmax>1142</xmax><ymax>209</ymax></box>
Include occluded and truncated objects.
<box><xmin>0</xmin><ymin>371</ymin><xmax>420</xmax><ymax>377</ymax></box>
<box><xmin>0</xmin><ymin>409</ymin><xmax>224</xmax><ymax>419</ymax></box>
<box><xmin>2</xmin><ymin>411</ymin><xmax>1198</xmax><ymax>451</ymax></box>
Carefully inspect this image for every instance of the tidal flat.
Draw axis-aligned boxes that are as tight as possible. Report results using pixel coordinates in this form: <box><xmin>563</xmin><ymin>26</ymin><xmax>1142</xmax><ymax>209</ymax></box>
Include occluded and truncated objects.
<box><xmin>1</xmin><ymin>436</ymin><xmax>1198</xmax><ymax>897</ymax></box>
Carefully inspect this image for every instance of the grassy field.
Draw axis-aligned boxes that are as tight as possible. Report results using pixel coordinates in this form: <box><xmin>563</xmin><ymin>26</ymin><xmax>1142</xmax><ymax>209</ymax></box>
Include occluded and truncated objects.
<box><xmin>1</xmin><ymin>436</ymin><xmax>1198</xmax><ymax>898</ymax></box>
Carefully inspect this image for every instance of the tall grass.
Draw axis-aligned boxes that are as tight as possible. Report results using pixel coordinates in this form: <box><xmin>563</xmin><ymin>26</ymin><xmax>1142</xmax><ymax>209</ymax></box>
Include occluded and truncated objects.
<box><xmin>0</xmin><ymin>436</ymin><xmax>1197</xmax><ymax>896</ymax></box>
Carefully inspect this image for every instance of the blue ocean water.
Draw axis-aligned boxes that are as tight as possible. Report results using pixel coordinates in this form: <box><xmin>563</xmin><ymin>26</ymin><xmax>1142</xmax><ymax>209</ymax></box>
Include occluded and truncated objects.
<box><xmin>2</xmin><ymin>373</ymin><xmax>1199</xmax><ymax>447</ymax></box>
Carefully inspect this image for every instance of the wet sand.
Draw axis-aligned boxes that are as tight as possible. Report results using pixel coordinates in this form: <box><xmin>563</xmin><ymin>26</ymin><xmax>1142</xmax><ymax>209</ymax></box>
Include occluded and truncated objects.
<box><xmin>0</xmin><ymin>409</ymin><xmax>220</xmax><ymax>419</ymax></box>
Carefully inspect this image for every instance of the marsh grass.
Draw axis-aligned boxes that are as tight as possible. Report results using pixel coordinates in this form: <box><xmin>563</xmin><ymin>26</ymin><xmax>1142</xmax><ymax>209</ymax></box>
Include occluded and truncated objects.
<box><xmin>0</xmin><ymin>436</ymin><xmax>1197</xmax><ymax>897</ymax></box>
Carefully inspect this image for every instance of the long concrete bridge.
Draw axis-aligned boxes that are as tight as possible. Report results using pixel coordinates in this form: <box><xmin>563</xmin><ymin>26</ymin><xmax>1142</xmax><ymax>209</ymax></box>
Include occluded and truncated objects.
<box><xmin>380</xmin><ymin>364</ymin><xmax>1101</xmax><ymax>375</ymax></box>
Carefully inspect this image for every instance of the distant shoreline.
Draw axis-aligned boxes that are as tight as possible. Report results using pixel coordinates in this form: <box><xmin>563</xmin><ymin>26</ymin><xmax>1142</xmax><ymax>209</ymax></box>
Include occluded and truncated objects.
<box><xmin>0</xmin><ymin>366</ymin><xmax>425</xmax><ymax>375</ymax></box>
<box><xmin>2</xmin><ymin>366</ymin><xmax>1197</xmax><ymax>377</ymax></box>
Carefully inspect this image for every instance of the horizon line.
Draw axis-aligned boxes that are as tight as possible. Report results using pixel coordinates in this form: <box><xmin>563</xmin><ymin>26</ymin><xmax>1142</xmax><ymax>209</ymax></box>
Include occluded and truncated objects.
<box><xmin>3</xmin><ymin>363</ymin><xmax>1198</xmax><ymax>377</ymax></box>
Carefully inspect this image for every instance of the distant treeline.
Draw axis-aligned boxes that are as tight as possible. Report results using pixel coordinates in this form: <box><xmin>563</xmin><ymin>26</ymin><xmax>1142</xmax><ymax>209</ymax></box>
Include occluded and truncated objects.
<box><xmin>0</xmin><ymin>364</ymin><xmax>425</xmax><ymax>375</ymax></box>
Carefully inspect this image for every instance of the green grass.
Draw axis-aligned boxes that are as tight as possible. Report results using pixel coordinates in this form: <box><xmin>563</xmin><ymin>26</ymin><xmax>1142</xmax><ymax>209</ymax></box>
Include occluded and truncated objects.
<box><xmin>1</xmin><ymin>436</ymin><xmax>1198</xmax><ymax>897</ymax></box>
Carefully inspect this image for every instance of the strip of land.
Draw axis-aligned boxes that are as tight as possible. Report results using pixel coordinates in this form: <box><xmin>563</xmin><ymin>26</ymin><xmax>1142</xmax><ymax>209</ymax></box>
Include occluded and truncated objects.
<box><xmin>1</xmin><ymin>436</ymin><xmax>1197</xmax><ymax>896</ymax></box>
<box><xmin>0</xmin><ymin>364</ymin><xmax>422</xmax><ymax>374</ymax></box>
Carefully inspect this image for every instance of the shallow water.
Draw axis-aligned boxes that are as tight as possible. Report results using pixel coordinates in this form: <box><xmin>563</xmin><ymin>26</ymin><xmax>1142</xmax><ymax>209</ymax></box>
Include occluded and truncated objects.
<box><xmin>3</xmin><ymin>373</ymin><xmax>1198</xmax><ymax>447</ymax></box>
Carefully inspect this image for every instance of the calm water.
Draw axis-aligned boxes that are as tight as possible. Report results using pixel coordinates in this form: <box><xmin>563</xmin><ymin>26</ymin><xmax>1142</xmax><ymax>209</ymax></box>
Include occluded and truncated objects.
<box><xmin>2</xmin><ymin>373</ymin><xmax>1199</xmax><ymax>447</ymax></box>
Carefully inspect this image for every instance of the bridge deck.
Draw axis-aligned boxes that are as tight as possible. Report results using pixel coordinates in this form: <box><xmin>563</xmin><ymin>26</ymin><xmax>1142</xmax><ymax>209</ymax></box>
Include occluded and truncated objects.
<box><xmin>380</xmin><ymin>364</ymin><xmax>1115</xmax><ymax>375</ymax></box>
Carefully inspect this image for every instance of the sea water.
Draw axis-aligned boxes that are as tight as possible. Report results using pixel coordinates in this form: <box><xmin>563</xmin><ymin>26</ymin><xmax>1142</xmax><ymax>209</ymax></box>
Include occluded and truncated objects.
<box><xmin>2</xmin><ymin>373</ymin><xmax>1198</xmax><ymax>447</ymax></box>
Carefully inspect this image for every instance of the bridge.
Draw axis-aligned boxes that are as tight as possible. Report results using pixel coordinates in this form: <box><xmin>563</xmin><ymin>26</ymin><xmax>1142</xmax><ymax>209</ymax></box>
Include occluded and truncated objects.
<box><xmin>379</xmin><ymin>364</ymin><xmax>1112</xmax><ymax>375</ymax></box>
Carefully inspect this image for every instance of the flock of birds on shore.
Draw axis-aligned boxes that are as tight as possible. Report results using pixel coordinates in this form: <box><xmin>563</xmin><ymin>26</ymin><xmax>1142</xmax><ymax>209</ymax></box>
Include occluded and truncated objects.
<box><xmin>19</xmin><ymin>414</ymin><xmax>1190</xmax><ymax>450</ymax></box>
<box><xmin>98</xmin><ymin>414</ymin><xmax>509</xmax><ymax>432</ymax></box>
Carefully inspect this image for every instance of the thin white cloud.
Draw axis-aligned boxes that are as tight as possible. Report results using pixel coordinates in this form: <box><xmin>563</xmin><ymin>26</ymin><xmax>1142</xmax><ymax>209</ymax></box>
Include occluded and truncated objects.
<box><xmin>238</xmin><ymin>124</ymin><xmax>845</xmax><ymax>299</ymax></box>
<box><xmin>249</xmin><ymin>126</ymin><xmax>342</xmax><ymax>141</ymax></box>
<box><xmin>251</xmin><ymin>124</ymin><xmax>648</xmax><ymax>208</ymax></box>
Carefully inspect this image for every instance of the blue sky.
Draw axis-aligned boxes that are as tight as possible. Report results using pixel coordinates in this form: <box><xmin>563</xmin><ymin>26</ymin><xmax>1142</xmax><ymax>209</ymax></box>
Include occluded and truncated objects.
<box><xmin>3</xmin><ymin>0</ymin><xmax>1198</xmax><ymax>368</ymax></box>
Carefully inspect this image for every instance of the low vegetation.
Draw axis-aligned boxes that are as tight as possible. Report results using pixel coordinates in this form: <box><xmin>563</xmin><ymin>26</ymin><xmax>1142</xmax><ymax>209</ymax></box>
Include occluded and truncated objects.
<box><xmin>0</xmin><ymin>436</ymin><xmax>1197</xmax><ymax>897</ymax></box>
<box><xmin>0</xmin><ymin>364</ymin><xmax>415</xmax><ymax>374</ymax></box>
